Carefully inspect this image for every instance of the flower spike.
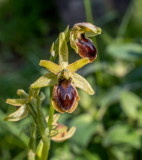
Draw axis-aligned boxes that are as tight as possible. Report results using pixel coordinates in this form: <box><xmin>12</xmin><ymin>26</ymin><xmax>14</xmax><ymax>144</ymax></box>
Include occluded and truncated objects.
<box><xmin>30</xmin><ymin>23</ymin><xmax>96</xmax><ymax>113</ymax></box>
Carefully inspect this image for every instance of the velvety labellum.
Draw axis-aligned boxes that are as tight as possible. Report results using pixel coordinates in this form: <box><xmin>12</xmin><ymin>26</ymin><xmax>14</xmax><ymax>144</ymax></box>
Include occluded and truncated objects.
<box><xmin>56</xmin><ymin>79</ymin><xmax>77</xmax><ymax>111</ymax></box>
<box><xmin>76</xmin><ymin>34</ymin><xmax>97</xmax><ymax>62</ymax></box>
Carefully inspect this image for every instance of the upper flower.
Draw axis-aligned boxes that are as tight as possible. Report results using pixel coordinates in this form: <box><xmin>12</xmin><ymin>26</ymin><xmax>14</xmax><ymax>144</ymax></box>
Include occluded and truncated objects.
<box><xmin>70</xmin><ymin>22</ymin><xmax>101</xmax><ymax>62</ymax></box>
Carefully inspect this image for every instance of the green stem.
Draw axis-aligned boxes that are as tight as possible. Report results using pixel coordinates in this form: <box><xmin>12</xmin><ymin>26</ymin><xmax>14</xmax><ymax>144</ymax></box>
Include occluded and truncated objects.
<box><xmin>83</xmin><ymin>0</ymin><xmax>103</xmax><ymax>86</ymax></box>
<box><xmin>84</xmin><ymin>0</ymin><xmax>94</xmax><ymax>23</ymax></box>
<box><xmin>41</xmin><ymin>135</ymin><xmax>50</xmax><ymax>160</ymax></box>
<box><xmin>117</xmin><ymin>0</ymin><xmax>133</xmax><ymax>38</ymax></box>
<box><xmin>28</xmin><ymin>123</ymin><xmax>36</xmax><ymax>160</ymax></box>
<box><xmin>48</xmin><ymin>87</ymin><xmax>55</xmax><ymax>134</ymax></box>
<box><xmin>36</xmin><ymin>96</ymin><xmax>50</xmax><ymax>160</ymax></box>
<box><xmin>27</xmin><ymin>104</ymin><xmax>38</xmax><ymax>124</ymax></box>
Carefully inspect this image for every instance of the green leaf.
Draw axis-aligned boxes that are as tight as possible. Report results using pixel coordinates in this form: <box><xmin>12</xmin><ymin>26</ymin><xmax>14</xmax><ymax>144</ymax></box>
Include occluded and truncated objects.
<box><xmin>39</xmin><ymin>60</ymin><xmax>62</xmax><ymax>74</ymax></box>
<box><xmin>98</xmin><ymin>86</ymin><xmax>123</xmax><ymax>107</ymax></box>
<box><xmin>67</xmin><ymin>58</ymin><xmax>89</xmax><ymax>73</ymax></box>
<box><xmin>70</xmin><ymin>114</ymin><xmax>98</xmax><ymax>150</ymax></box>
<box><xmin>120</xmin><ymin>91</ymin><xmax>142</xmax><ymax>119</ymax></box>
<box><xmin>59</xmin><ymin>32</ymin><xmax>68</xmax><ymax>67</ymax></box>
<box><xmin>31</xmin><ymin>73</ymin><xmax>57</xmax><ymax>88</ymax></box>
<box><xmin>72</xmin><ymin>73</ymin><xmax>94</xmax><ymax>95</ymax></box>
<box><xmin>0</xmin><ymin>110</ymin><xmax>28</xmax><ymax>146</ymax></box>
<box><xmin>103</xmin><ymin>124</ymin><xmax>141</xmax><ymax>149</ymax></box>
<box><xmin>4</xmin><ymin>105</ymin><xmax>29</xmax><ymax>121</ymax></box>
<box><xmin>6</xmin><ymin>98</ymin><xmax>28</xmax><ymax>106</ymax></box>
<box><xmin>107</xmin><ymin>43</ymin><xmax>142</xmax><ymax>61</ymax></box>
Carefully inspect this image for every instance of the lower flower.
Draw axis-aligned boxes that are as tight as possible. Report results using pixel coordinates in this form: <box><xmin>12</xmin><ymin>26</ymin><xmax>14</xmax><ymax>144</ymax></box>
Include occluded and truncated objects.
<box><xmin>46</xmin><ymin>114</ymin><xmax>76</xmax><ymax>142</ymax></box>
<box><xmin>52</xmin><ymin>78</ymin><xmax>80</xmax><ymax>113</ymax></box>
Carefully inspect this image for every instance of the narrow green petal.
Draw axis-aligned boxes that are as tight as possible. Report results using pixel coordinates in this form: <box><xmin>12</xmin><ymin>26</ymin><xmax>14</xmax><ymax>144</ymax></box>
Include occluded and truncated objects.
<box><xmin>66</xmin><ymin>58</ymin><xmax>89</xmax><ymax>73</ymax></box>
<box><xmin>36</xmin><ymin>140</ymin><xmax>43</xmax><ymax>159</ymax></box>
<box><xmin>50</xmin><ymin>26</ymin><xmax>70</xmax><ymax>62</ymax></box>
<box><xmin>4</xmin><ymin>105</ymin><xmax>28</xmax><ymax>121</ymax></box>
<box><xmin>64</xmin><ymin>25</ymin><xmax>69</xmax><ymax>35</ymax></box>
<box><xmin>39</xmin><ymin>60</ymin><xmax>62</xmax><ymax>74</ymax></box>
<box><xmin>72</xmin><ymin>73</ymin><xmax>94</xmax><ymax>95</ymax></box>
<box><xmin>31</xmin><ymin>73</ymin><xmax>57</xmax><ymax>88</ymax></box>
<box><xmin>50</xmin><ymin>42</ymin><xmax>55</xmax><ymax>57</ymax></box>
<box><xmin>6</xmin><ymin>98</ymin><xmax>28</xmax><ymax>106</ymax></box>
<box><xmin>59</xmin><ymin>32</ymin><xmax>68</xmax><ymax>68</ymax></box>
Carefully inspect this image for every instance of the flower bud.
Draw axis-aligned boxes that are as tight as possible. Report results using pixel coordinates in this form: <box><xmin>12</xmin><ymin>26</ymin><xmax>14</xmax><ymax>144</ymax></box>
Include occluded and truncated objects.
<box><xmin>76</xmin><ymin>34</ymin><xmax>97</xmax><ymax>63</ymax></box>
<box><xmin>52</xmin><ymin>79</ymin><xmax>80</xmax><ymax>113</ymax></box>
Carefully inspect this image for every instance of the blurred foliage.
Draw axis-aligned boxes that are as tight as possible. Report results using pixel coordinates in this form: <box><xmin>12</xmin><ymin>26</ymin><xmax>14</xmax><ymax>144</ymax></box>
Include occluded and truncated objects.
<box><xmin>0</xmin><ymin>0</ymin><xmax>142</xmax><ymax>160</ymax></box>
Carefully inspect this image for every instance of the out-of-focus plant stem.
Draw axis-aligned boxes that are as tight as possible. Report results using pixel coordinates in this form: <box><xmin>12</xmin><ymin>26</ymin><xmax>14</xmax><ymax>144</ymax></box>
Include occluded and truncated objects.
<box><xmin>36</xmin><ymin>96</ymin><xmax>50</xmax><ymax>160</ymax></box>
<box><xmin>83</xmin><ymin>0</ymin><xmax>103</xmax><ymax>86</ymax></box>
<box><xmin>117</xmin><ymin>0</ymin><xmax>133</xmax><ymax>38</ymax></box>
<box><xmin>48</xmin><ymin>87</ymin><xmax>54</xmax><ymax>133</ymax></box>
<box><xmin>28</xmin><ymin>94</ymin><xmax>50</xmax><ymax>160</ymax></box>
<box><xmin>28</xmin><ymin>123</ymin><xmax>36</xmax><ymax>160</ymax></box>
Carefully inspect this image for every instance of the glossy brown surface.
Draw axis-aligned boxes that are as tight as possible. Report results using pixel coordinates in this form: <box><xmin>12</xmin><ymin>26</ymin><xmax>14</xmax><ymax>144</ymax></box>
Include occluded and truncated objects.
<box><xmin>76</xmin><ymin>34</ymin><xmax>97</xmax><ymax>62</ymax></box>
<box><xmin>56</xmin><ymin>79</ymin><xmax>77</xmax><ymax>111</ymax></box>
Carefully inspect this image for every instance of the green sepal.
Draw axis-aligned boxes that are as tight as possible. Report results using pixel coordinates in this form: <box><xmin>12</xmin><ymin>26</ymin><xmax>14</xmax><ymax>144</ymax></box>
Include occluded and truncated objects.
<box><xmin>4</xmin><ymin>104</ymin><xmax>28</xmax><ymax>121</ymax></box>
<box><xmin>70</xmin><ymin>32</ymin><xmax>78</xmax><ymax>53</ymax></box>
<box><xmin>66</xmin><ymin>58</ymin><xmax>89</xmax><ymax>73</ymax></box>
<box><xmin>72</xmin><ymin>73</ymin><xmax>95</xmax><ymax>95</ymax></box>
<box><xmin>36</xmin><ymin>140</ymin><xmax>43</xmax><ymax>159</ymax></box>
<box><xmin>31</xmin><ymin>73</ymin><xmax>57</xmax><ymax>89</ymax></box>
<box><xmin>39</xmin><ymin>60</ymin><xmax>62</xmax><ymax>74</ymax></box>
<box><xmin>73</xmin><ymin>22</ymin><xmax>102</xmax><ymax>37</ymax></box>
<box><xmin>17</xmin><ymin>89</ymin><xmax>28</xmax><ymax>98</ymax></box>
<box><xmin>59</xmin><ymin>32</ymin><xmax>68</xmax><ymax>68</ymax></box>
<box><xmin>6</xmin><ymin>98</ymin><xmax>28</xmax><ymax>106</ymax></box>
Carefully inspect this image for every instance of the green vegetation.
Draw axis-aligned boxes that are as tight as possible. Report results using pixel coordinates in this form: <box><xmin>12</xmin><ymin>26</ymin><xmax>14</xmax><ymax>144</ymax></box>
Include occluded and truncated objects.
<box><xmin>0</xmin><ymin>0</ymin><xmax>142</xmax><ymax>160</ymax></box>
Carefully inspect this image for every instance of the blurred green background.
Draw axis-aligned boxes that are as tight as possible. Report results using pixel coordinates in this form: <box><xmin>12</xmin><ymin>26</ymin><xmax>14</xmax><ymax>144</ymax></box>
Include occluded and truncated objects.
<box><xmin>0</xmin><ymin>0</ymin><xmax>142</xmax><ymax>159</ymax></box>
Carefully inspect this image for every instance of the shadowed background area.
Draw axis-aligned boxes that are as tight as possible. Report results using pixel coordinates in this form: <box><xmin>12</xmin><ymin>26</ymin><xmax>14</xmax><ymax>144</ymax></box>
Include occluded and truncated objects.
<box><xmin>0</xmin><ymin>0</ymin><xmax>142</xmax><ymax>160</ymax></box>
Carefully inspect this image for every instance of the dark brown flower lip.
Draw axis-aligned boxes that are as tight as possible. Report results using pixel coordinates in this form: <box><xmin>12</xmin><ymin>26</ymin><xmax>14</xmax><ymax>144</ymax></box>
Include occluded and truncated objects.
<box><xmin>56</xmin><ymin>79</ymin><xmax>77</xmax><ymax>111</ymax></box>
<box><xmin>76</xmin><ymin>34</ymin><xmax>97</xmax><ymax>63</ymax></box>
<box><xmin>52</xmin><ymin>79</ymin><xmax>80</xmax><ymax>113</ymax></box>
